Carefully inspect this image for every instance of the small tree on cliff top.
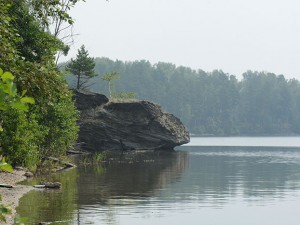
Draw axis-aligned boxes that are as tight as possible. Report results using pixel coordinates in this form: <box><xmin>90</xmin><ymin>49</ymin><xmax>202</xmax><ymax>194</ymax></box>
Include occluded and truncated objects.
<box><xmin>102</xmin><ymin>71</ymin><xmax>120</xmax><ymax>97</ymax></box>
<box><xmin>67</xmin><ymin>45</ymin><xmax>96</xmax><ymax>90</ymax></box>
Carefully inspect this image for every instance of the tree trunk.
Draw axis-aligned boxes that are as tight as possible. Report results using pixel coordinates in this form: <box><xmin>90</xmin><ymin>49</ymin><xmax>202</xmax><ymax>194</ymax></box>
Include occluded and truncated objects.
<box><xmin>77</xmin><ymin>74</ymin><xmax>81</xmax><ymax>90</ymax></box>
<box><xmin>108</xmin><ymin>81</ymin><xmax>111</xmax><ymax>97</ymax></box>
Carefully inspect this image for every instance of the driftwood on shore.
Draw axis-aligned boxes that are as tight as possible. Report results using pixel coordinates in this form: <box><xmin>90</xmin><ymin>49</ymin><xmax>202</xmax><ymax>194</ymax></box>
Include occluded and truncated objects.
<box><xmin>42</xmin><ymin>156</ymin><xmax>76</xmax><ymax>168</ymax></box>
<box><xmin>34</xmin><ymin>182</ymin><xmax>61</xmax><ymax>189</ymax></box>
<box><xmin>0</xmin><ymin>183</ymin><xmax>13</xmax><ymax>188</ymax></box>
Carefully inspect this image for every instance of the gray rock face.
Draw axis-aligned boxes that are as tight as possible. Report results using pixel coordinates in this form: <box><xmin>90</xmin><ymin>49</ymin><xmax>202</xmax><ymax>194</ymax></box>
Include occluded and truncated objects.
<box><xmin>75</xmin><ymin>91</ymin><xmax>190</xmax><ymax>151</ymax></box>
<box><xmin>74</xmin><ymin>90</ymin><xmax>109</xmax><ymax>111</ymax></box>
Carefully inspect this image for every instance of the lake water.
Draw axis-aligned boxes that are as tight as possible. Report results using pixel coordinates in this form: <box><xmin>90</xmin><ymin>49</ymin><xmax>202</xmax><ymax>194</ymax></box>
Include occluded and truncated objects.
<box><xmin>186</xmin><ymin>136</ymin><xmax>300</xmax><ymax>147</ymax></box>
<box><xmin>17</xmin><ymin>137</ymin><xmax>300</xmax><ymax>225</ymax></box>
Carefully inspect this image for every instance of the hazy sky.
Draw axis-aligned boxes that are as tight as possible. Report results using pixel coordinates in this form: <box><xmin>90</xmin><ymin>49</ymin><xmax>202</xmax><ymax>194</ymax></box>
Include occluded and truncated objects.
<box><xmin>65</xmin><ymin>0</ymin><xmax>300</xmax><ymax>79</ymax></box>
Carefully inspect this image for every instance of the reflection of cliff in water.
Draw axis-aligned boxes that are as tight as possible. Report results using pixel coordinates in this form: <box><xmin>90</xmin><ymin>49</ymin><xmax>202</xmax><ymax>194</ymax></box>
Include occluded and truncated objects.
<box><xmin>77</xmin><ymin>151</ymin><xmax>188</xmax><ymax>206</ymax></box>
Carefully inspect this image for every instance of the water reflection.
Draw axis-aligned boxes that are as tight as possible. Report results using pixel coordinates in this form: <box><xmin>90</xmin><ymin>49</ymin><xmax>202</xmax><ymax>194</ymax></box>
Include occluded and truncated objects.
<box><xmin>76</xmin><ymin>152</ymin><xmax>188</xmax><ymax>204</ymax></box>
<box><xmin>17</xmin><ymin>151</ymin><xmax>188</xmax><ymax>225</ymax></box>
<box><xmin>175</xmin><ymin>147</ymin><xmax>300</xmax><ymax>203</ymax></box>
<box><xmin>17</xmin><ymin>168</ymin><xmax>78</xmax><ymax>225</ymax></box>
<box><xmin>16</xmin><ymin>146</ymin><xmax>300</xmax><ymax>225</ymax></box>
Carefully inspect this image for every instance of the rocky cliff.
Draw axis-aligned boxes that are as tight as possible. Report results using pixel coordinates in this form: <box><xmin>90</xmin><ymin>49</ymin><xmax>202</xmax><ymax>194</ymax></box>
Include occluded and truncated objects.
<box><xmin>74</xmin><ymin>91</ymin><xmax>190</xmax><ymax>151</ymax></box>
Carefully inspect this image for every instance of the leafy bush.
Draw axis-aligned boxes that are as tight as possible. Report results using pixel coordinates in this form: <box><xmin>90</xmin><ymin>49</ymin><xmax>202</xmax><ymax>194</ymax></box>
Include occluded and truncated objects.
<box><xmin>0</xmin><ymin>64</ymin><xmax>79</xmax><ymax>166</ymax></box>
<box><xmin>0</xmin><ymin>110</ymin><xmax>46</xmax><ymax>168</ymax></box>
<box><xmin>0</xmin><ymin>68</ymin><xmax>39</xmax><ymax>168</ymax></box>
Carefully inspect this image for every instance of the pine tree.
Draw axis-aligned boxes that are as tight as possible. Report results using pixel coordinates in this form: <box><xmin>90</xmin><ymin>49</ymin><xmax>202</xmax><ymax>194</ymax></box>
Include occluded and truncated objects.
<box><xmin>67</xmin><ymin>45</ymin><xmax>96</xmax><ymax>90</ymax></box>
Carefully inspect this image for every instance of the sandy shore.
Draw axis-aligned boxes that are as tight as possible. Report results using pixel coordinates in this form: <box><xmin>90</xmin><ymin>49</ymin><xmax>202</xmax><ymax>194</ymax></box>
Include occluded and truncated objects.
<box><xmin>0</xmin><ymin>169</ymin><xmax>34</xmax><ymax>225</ymax></box>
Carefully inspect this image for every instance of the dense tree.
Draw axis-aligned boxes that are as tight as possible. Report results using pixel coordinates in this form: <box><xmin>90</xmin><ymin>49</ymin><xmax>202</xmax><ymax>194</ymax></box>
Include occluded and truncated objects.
<box><xmin>67</xmin><ymin>45</ymin><xmax>96</xmax><ymax>90</ymax></box>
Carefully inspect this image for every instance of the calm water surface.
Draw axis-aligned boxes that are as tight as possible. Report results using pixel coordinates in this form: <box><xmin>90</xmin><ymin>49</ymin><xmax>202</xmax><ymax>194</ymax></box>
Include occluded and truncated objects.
<box><xmin>17</xmin><ymin>137</ymin><xmax>300</xmax><ymax>225</ymax></box>
<box><xmin>187</xmin><ymin>136</ymin><xmax>300</xmax><ymax>147</ymax></box>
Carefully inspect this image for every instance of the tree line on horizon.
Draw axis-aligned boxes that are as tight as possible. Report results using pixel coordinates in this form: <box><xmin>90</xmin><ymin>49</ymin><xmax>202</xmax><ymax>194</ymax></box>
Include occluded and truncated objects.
<box><xmin>66</xmin><ymin>57</ymin><xmax>300</xmax><ymax>136</ymax></box>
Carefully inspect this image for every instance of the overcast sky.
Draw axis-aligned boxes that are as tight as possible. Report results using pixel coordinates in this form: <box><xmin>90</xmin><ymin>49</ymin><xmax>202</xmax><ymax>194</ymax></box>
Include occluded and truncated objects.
<box><xmin>64</xmin><ymin>0</ymin><xmax>300</xmax><ymax>79</ymax></box>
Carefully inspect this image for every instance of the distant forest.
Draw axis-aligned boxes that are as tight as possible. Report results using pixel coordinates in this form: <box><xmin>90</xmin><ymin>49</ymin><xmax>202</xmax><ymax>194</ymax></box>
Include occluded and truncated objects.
<box><xmin>66</xmin><ymin>57</ymin><xmax>300</xmax><ymax>136</ymax></box>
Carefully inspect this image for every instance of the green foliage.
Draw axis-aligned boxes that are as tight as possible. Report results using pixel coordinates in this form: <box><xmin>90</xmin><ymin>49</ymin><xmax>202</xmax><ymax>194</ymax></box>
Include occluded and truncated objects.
<box><xmin>0</xmin><ymin>2</ymin><xmax>20</xmax><ymax>66</ymax></box>
<box><xmin>7</xmin><ymin>62</ymin><xmax>79</xmax><ymax>159</ymax></box>
<box><xmin>0</xmin><ymin>110</ymin><xmax>46</xmax><ymax>168</ymax></box>
<box><xmin>102</xmin><ymin>71</ymin><xmax>120</xmax><ymax>97</ymax></box>
<box><xmin>93</xmin><ymin>152</ymin><xmax>107</xmax><ymax>162</ymax></box>
<box><xmin>66</xmin><ymin>45</ymin><xmax>96</xmax><ymax>90</ymax></box>
<box><xmin>101</xmin><ymin>71</ymin><xmax>136</xmax><ymax>100</ymax></box>
<box><xmin>39</xmin><ymin>91</ymin><xmax>79</xmax><ymax>157</ymax></box>
<box><xmin>0</xmin><ymin>0</ymin><xmax>79</xmax><ymax>167</ymax></box>
<box><xmin>29</xmin><ymin>0</ymin><xmax>84</xmax><ymax>29</ymax></box>
<box><xmin>8</xmin><ymin>1</ymin><xmax>64</xmax><ymax>63</ymax></box>
<box><xmin>0</xmin><ymin>68</ymin><xmax>35</xmax><ymax>112</ymax></box>
<box><xmin>0</xmin><ymin>157</ymin><xmax>13</xmax><ymax>172</ymax></box>
<box><xmin>0</xmin><ymin>68</ymin><xmax>38</xmax><ymax>167</ymax></box>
